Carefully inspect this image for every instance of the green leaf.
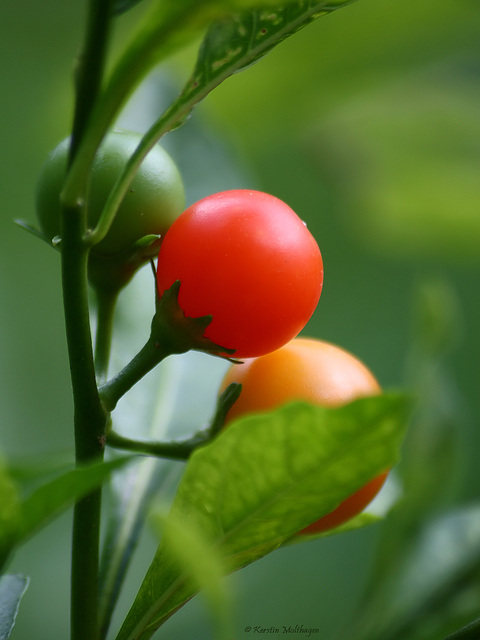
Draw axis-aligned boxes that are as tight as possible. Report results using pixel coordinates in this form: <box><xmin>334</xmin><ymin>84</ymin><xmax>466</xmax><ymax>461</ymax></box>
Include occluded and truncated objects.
<box><xmin>13</xmin><ymin>219</ymin><xmax>52</xmax><ymax>247</ymax></box>
<box><xmin>116</xmin><ymin>393</ymin><xmax>411</xmax><ymax>640</ymax></box>
<box><xmin>100</xmin><ymin>0</ymin><xmax>230</xmax><ymax>127</ymax></box>
<box><xmin>353</xmin><ymin>504</ymin><xmax>480</xmax><ymax>640</ymax></box>
<box><xmin>196</xmin><ymin>1</ymin><xmax>355</xmax><ymax>83</ymax></box>
<box><xmin>150</xmin><ymin>510</ymin><xmax>234</xmax><ymax>640</ymax></box>
<box><xmin>113</xmin><ymin>0</ymin><xmax>145</xmax><ymax>15</ymax></box>
<box><xmin>7</xmin><ymin>452</ymin><xmax>74</xmax><ymax>491</ymax></box>
<box><xmin>97</xmin><ymin>112</ymin><xmax>245</xmax><ymax>637</ymax></box>
<box><xmin>285</xmin><ymin>511</ymin><xmax>383</xmax><ymax>545</ymax></box>
<box><xmin>17</xmin><ymin>455</ymin><xmax>133</xmax><ymax>544</ymax></box>
<box><xmin>98</xmin><ymin>356</ymin><xmax>183</xmax><ymax>638</ymax></box>
<box><xmin>0</xmin><ymin>464</ymin><xmax>21</xmax><ymax>571</ymax></box>
<box><xmin>91</xmin><ymin>0</ymin><xmax>358</xmax><ymax>235</ymax></box>
<box><xmin>175</xmin><ymin>394</ymin><xmax>409</xmax><ymax>568</ymax></box>
<box><xmin>142</xmin><ymin>0</ymin><xmax>357</xmax><ymax>142</ymax></box>
<box><xmin>66</xmin><ymin>0</ymin><xmax>357</xmax><ymax>239</ymax></box>
<box><xmin>0</xmin><ymin>575</ymin><xmax>29</xmax><ymax>640</ymax></box>
<box><xmin>190</xmin><ymin>0</ymin><xmax>352</xmax><ymax>84</ymax></box>
<box><xmin>63</xmin><ymin>0</ymin><xmax>229</xmax><ymax>208</ymax></box>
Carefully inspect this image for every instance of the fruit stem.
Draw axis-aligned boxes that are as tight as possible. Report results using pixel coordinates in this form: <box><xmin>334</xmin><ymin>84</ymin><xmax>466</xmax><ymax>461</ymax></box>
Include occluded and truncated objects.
<box><xmin>104</xmin><ymin>382</ymin><xmax>242</xmax><ymax>460</ymax></box>
<box><xmin>99</xmin><ymin>335</ymin><xmax>169</xmax><ymax>412</ymax></box>
<box><xmin>106</xmin><ymin>430</ymin><xmax>205</xmax><ymax>460</ymax></box>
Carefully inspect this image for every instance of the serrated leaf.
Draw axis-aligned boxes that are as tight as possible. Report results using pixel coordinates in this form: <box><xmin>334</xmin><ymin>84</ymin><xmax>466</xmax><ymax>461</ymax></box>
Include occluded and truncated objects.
<box><xmin>116</xmin><ymin>393</ymin><xmax>411</xmax><ymax>640</ymax></box>
<box><xmin>0</xmin><ymin>575</ymin><xmax>29</xmax><ymax>640</ymax></box>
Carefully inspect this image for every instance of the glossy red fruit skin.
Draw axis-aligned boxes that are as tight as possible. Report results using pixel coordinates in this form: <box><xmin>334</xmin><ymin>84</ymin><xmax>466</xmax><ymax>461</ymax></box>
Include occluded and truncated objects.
<box><xmin>156</xmin><ymin>190</ymin><xmax>323</xmax><ymax>358</ymax></box>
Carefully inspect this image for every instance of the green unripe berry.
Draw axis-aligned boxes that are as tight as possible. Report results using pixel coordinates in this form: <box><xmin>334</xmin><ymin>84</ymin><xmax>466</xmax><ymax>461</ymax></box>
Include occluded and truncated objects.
<box><xmin>36</xmin><ymin>129</ymin><xmax>185</xmax><ymax>255</ymax></box>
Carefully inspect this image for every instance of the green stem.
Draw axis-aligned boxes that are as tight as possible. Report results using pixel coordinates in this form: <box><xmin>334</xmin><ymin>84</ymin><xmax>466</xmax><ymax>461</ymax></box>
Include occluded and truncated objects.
<box><xmin>62</xmin><ymin>205</ymin><xmax>108</xmax><ymax>640</ymax></box>
<box><xmin>62</xmin><ymin>222</ymin><xmax>105</xmax><ymax>458</ymax></box>
<box><xmin>99</xmin><ymin>336</ymin><xmax>169</xmax><ymax>412</ymax></box>
<box><xmin>94</xmin><ymin>289</ymin><xmax>119</xmax><ymax>384</ymax></box>
<box><xmin>65</xmin><ymin>2</ymin><xmax>114</xmax><ymax>640</ymax></box>
<box><xmin>85</xmin><ymin>0</ymin><xmax>350</xmax><ymax>249</ymax></box>
<box><xmin>105</xmin><ymin>382</ymin><xmax>242</xmax><ymax>460</ymax></box>
<box><xmin>86</xmin><ymin>55</ymin><xmax>237</xmax><ymax>249</ymax></box>
<box><xmin>69</xmin><ymin>0</ymin><xmax>113</xmax><ymax>164</ymax></box>
<box><xmin>61</xmin><ymin>5</ymin><xmax>214</xmax><ymax>214</ymax></box>
<box><xmin>106</xmin><ymin>430</ymin><xmax>206</xmax><ymax>460</ymax></box>
<box><xmin>86</xmin><ymin>108</ymin><xmax>187</xmax><ymax>249</ymax></box>
<box><xmin>98</xmin><ymin>357</ymin><xmax>183</xmax><ymax>639</ymax></box>
<box><xmin>97</xmin><ymin>277</ymin><xmax>229</xmax><ymax>414</ymax></box>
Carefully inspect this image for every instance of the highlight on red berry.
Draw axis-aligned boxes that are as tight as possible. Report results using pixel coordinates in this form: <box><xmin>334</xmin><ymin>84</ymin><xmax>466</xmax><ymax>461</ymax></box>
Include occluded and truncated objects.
<box><xmin>156</xmin><ymin>190</ymin><xmax>323</xmax><ymax>358</ymax></box>
<box><xmin>220</xmin><ymin>337</ymin><xmax>388</xmax><ymax>534</ymax></box>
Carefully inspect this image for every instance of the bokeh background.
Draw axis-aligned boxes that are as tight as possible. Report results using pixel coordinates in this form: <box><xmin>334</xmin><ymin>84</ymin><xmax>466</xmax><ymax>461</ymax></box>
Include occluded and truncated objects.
<box><xmin>1</xmin><ymin>0</ymin><xmax>480</xmax><ymax>638</ymax></box>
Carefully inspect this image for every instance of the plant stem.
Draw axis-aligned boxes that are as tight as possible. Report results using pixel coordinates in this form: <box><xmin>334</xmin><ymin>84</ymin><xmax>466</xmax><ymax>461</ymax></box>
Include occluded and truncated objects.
<box><xmin>69</xmin><ymin>0</ymin><xmax>113</xmax><ymax>164</ymax></box>
<box><xmin>99</xmin><ymin>336</ymin><xmax>169</xmax><ymax>412</ymax></box>
<box><xmin>62</xmin><ymin>206</ymin><xmax>108</xmax><ymax>640</ymax></box>
<box><xmin>65</xmin><ymin>2</ymin><xmax>113</xmax><ymax>640</ymax></box>
<box><xmin>98</xmin><ymin>357</ymin><xmax>183</xmax><ymax>639</ymax></box>
<box><xmin>104</xmin><ymin>382</ymin><xmax>242</xmax><ymax>461</ymax></box>
<box><xmin>94</xmin><ymin>288</ymin><xmax>119</xmax><ymax>384</ymax></box>
<box><xmin>61</xmin><ymin>4</ymin><xmax>215</xmax><ymax>213</ymax></box>
<box><xmin>106</xmin><ymin>430</ymin><xmax>205</xmax><ymax>460</ymax></box>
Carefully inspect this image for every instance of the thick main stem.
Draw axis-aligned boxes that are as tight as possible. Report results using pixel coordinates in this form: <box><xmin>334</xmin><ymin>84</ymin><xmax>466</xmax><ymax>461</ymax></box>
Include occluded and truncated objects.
<box><xmin>62</xmin><ymin>207</ymin><xmax>108</xmax><ymax>640</ymax></box>
<box><xmin>65</xmin><ymin>2</ymin><xmax>113</xmax><ymax>639</ymax></box>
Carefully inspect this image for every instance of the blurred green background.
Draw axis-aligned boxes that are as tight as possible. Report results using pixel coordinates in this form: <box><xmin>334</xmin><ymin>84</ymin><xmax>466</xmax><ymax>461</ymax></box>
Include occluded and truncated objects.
<box><xmin>1</xmin><ymin>0</ymin><xmax>480</xmax><ymax>638</ymax></box>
